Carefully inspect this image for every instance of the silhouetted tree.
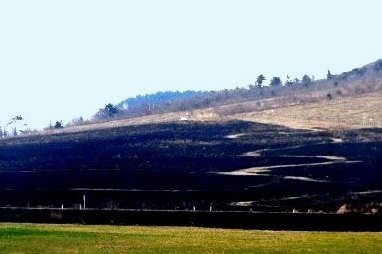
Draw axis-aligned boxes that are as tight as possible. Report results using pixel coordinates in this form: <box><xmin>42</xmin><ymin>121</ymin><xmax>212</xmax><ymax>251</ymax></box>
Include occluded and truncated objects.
<box><xmin>94</xmin><ymin>103</ymin><xmax>120</xmax><ymax>120</ymax></box>
<box><xmin>255</xmin><ymin>75</ymin><xmax>266</xmax><ymax>87</ymax></box>
<box><xmin>302</xmin><ymin>74</ymin><xmax>312</xmax><ymax>86</ymax></box>
<box><xmin>104</xmin><ymin>103</ymin><xmax>119</xmax><ymax>117</ymax></box>
<box><xmin>327</xmin><ymin>69</ymin><xmax>334</xmax><ymax>79</ymax></box>
<box><xmin>54</xmin><ymin>120</ymin><xmax>64</xmax><ymax>129</ymax></box>
<box><xmin>285</xmin><ymin>75</ymin><xmax>293</xmax><ymax>86</ymax></box>
<box><xmin>269</xmin><ymin>77</ymin><xmax>282</xmax><ymax>87</ymax></box>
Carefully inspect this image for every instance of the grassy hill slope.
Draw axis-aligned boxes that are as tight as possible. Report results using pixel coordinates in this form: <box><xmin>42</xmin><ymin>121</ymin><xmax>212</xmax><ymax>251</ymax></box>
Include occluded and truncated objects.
<box><xmin>52</xmin><ymin>59</ymin><xmax>382</xmax><ymax>134</ymax></box>
<box><xmin>51</xmin><ymin>88</ymin><xmax>382</xmax><ymax>136</ymax></box>
<box><xmin>226</xmin><ymin>90</ymin><xmax>382</xmax><ymax>130</ymax></box>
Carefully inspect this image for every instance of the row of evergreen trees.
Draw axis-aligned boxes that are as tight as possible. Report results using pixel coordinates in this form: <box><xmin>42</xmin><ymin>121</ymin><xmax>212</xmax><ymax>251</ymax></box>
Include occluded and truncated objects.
<box><xmin>90</xmin><ymin>58</ymin><xmax>381</xmax><ymax>123</ymax></box>
<box><xmin>92</xmin><ymin>72</ymin><xmax>328</xmax><ymax>121</ymax></box>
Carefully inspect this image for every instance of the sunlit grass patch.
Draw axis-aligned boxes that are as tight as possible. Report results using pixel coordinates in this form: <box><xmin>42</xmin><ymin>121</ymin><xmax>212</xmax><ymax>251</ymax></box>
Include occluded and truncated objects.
<box><xmin>0</xmin><ymin>223</ymin><xmax>381</xmax><ymax>253</ymax></box>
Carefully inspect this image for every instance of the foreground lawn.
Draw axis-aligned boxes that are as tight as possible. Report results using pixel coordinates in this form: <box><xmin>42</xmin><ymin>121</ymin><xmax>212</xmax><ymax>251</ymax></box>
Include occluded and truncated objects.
<box><xmin>0</xmin><ymin>223</ymin><xmax>381</xmax><ymax>253</ymax></box>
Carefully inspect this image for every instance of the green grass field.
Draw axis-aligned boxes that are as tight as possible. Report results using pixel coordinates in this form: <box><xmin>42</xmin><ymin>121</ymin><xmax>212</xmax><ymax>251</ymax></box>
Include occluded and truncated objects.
<box><xmin>0</xmin><ymin>223</ymin><xmax>381</xmax><ymax>253</ymax></box>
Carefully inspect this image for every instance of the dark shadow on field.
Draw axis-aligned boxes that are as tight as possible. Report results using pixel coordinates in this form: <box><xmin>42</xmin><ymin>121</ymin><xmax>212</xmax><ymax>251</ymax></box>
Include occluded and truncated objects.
<box><xmin>0</xmin><ymin>120</ymin><xmax>333</xmax><ymax>171</ymax></box>
<box><xmin>0</xmin><ymin>120</ymin><xmax>381</xmax><ymax>213</ymax></box>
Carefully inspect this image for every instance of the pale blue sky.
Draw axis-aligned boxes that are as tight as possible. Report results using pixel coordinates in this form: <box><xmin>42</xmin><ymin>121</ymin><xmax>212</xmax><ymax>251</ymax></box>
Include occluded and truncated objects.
<box><xmin>1</xmin><ymin>0</ymin><xmax>381</xmax><ymax>130</ymax></box>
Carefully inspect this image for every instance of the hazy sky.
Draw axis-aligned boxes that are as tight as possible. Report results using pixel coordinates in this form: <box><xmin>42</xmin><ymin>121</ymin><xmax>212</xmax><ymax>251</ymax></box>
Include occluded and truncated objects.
<box><xmin>1</xmin><ymin>0</ymin><xmax>381</xmax><ymax>130</ymax></box>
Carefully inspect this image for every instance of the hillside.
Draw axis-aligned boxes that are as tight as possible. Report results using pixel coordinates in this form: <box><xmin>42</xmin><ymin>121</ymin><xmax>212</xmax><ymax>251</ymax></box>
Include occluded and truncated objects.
<box><xmin>40</xmin><ymin>59</ymin><xmax>382</xmax><ymax>136</ymax></box>
<box><xmin>67</xmin><ymin>58</ymin><xmax>382</xmax><ymax>134</ymax></box>
<box><xmin>230</xmin><ymin>90</ymin><xmax>382</xmax><ymax>130</ymax></box>
<box><xmin>42</xmin><ymin>89</ymin><xmax>381</xmax><ymax>138</ymax></box>
<box><xmin>1</xmin><ymin>59</ymin><xmax>382</xmax><ymax>218</ymax></box>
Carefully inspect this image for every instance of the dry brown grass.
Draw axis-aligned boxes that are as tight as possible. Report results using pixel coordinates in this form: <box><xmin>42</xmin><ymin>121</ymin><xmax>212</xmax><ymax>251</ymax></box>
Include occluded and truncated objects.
<box><xmin>230</xmin><ymin>91</ymin><xmax>382</xmax><ymax>130</ymax></box>
<box><xmin>38</xmin><ymin>108</ymin><xmax>221</xmax><ymax>136</ymax></box>
<box><xmin>42</xmin><ymin>89</ymin><xmax>381</xmax><ymax>138</ymax></box>
<box><xmin>43</xmin><ymin>90</ymin><xmax>381</xmax><ymax>137</ymax></box>
<box><xmin>33</xmin><ymin>75</ymin><xmax>381</xmax><ymax>137</ymax></box>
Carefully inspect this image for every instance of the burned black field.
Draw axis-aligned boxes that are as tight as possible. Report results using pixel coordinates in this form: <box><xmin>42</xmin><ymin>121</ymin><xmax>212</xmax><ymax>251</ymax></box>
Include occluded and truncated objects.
<box><xmin>1</xmin><ymin>120</ymin><xmax>382</xmax><ymax>214</ymax></box>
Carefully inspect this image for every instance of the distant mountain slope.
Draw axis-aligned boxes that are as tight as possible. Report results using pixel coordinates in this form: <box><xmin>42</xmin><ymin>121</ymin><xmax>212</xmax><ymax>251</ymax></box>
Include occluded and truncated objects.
<box><xmin>49</xmin><ymin>58</ymin><xmax>382</xmax><ymax>134</ymax></box>
<box><xmin>91</xmin><ymin>59</ymin><xmax>382</xmax><ymax>123</ymax></box>
<box><xmin>117</xmin><ymin>90</ymin><xmax>209</xmax><ymax>114</ymax></box>
<box><xmin>216</xmin><ymin>59</ymin><xmax>382</xmax><ymax>130</ymax></box>
<box><xmin>50</xmin><ymin>91</ymin><xmax>381</xmax><ymax>137</ymax></box>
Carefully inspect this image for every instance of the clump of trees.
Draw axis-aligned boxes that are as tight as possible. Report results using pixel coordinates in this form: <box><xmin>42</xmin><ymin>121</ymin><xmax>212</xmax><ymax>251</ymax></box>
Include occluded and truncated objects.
<box><xmin>93</xmin><ymin>103</ymin><xmax>121</xmax><ymax>121</ymax></box>
<box><xmin>269</xmin><ymin>77</ymin><xmax>282</xmax><ymax>87</ymax></box>
<box><xmin>302</xmin><ymin>74</ymin><xmax>312</xmax><ymax>86</ymax></box>
<box><xmin>373</xmin><ymin>60</ymin><xmax>382</xmax><ymax>71</ymax></box>
<box><xmin>89</xmin><ymin>73</ymin><xmax>322</xmax><ymax>121</ymax></box>
<box><xmin>54</xmin><ymin>121</ymin><xmax>64</xmax><ymax>129</ymax></box>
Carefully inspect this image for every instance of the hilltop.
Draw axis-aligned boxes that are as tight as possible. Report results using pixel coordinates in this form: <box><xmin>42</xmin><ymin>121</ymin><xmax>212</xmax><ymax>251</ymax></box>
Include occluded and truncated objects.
<box><xmin>3</xmin><ymin>59</ymin><xmax>381</xmax><ymax>138</ymax></box>
<box><xmin>42</xmin><ymin>58</ymin><xmax>382</xmax><ymax>135</ymax></box>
